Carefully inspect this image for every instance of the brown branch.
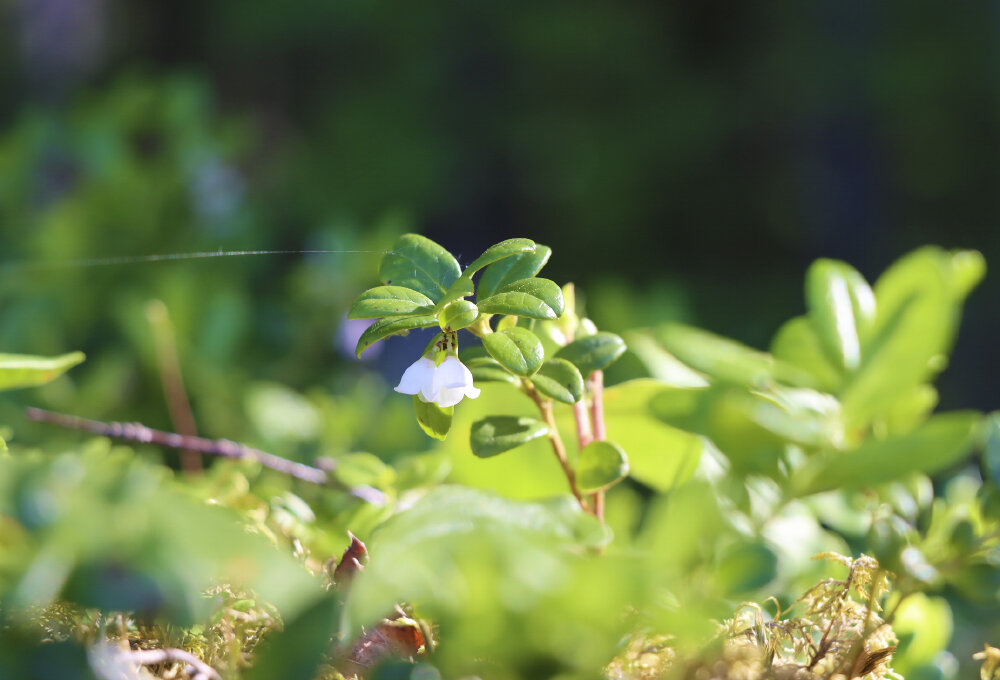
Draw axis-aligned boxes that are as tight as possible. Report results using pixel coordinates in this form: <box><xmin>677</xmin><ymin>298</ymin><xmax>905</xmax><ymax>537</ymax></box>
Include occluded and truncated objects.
<box><xmin>524</xmin><ymin>386</ymin><xmax>588</xmax><ymax>511</ymax></box>
<box><xmin>587</xmin><ymin>370</ymin><xmax>607</xmax><ymax>521</ymax></box>
<box><xmin>26</xmin><ymin>407</ymin><xmax>328</xmax><ymax>485</ymax></box>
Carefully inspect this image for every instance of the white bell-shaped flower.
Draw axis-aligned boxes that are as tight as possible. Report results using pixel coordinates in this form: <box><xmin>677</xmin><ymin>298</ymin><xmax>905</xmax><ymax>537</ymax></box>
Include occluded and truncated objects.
<box><xmin>394</xmin><ymin>356</ymin><xmax>439</xmax><ymax>403</ymax></box>
<box><xmin>432</xmin><ymin>355</ymin><xmax>481</xmax><ymax>408</ymax></box>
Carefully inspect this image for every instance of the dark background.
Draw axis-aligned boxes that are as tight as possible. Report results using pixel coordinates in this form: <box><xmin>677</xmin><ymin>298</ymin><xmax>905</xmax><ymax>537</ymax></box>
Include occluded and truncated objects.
<box><xmin>0</xmin><ymin>1</ymin><xmax>997</xmax><ymax>430</ymax></box>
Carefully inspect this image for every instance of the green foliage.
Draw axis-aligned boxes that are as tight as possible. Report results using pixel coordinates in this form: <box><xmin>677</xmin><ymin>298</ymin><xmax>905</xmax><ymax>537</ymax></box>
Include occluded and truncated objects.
<box><xmin>0</xmin><ymin>351</ymin><xmax>85</xmax><ymax>391</ymax></box>
<box><xmin>576</xmin><ymin>441</ymin><xmax>629</xmax><ymax>492</ymax></box>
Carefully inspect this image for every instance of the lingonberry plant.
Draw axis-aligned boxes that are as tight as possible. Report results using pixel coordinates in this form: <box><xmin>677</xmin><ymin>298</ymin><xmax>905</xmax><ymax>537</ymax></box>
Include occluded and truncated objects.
<box><xmin>349</xmin><ymin>234</ymin><xmax>629</xmax><ymax>516</ymax></box>
<box><xmin>1</xmin><ymin>237</ymin><xmax>998</xmax><ymax>680</ymax></box>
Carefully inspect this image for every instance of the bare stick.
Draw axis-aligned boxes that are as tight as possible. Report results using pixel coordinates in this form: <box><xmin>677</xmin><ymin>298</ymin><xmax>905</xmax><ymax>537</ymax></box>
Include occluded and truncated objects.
<box><xmin>128</xmin><ymin>648</ymin><xmax>221</xmax><ymax>680</ymax></box>
<box><xmin>147</xmin><ymin>300</ymin><xmax>202</xmax><ymax>473</ymax></box>
<box><xmin>587</xmin><ymin>370</ymin><xmax>608</xmax><ymax>521</ymax></box>
<box><xmin>572</xmin><ymin>399</ymin><xmax>593</xmax><ymax>449</ymax></box>
<box><xmin>524</xmin><ymin>386</ymin><xmax>588</xmax><ymax>511</ymax></box>
<box><xmin>26</xmin><ymin>407</ymin><xmax>328</xmax><ymax>485</ymax></box>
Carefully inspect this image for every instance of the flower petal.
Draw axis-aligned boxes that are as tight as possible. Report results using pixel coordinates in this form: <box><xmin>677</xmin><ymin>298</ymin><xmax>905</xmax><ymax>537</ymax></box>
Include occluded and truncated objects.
<box><xmin>395</xmin><ymin>357</ymin><xmax>437</xmax><ymax>396</ymax></box>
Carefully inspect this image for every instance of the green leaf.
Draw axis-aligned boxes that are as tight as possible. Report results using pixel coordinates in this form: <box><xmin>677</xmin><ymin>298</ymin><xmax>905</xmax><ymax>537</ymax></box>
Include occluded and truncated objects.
<box><xmin>530</xmin><ymin>358</ymin><xmax>584</xmax><ymax>404</ymax></box>
<box><xmin>494</xmin><ymin>278</ymin><xmax>564</xmax><ymax>317</ymax></box>
<box><xmin>462</xmin><ymin>238</ymin><xmax>536</xmax><ymax>277</ymax></box>
<box><xmin>482</xmin><ymin>328</ymin><xmax>544</xmax><ymax>376</ymax></box>
<box><xmin>355</xmin><ymin>316</ymin><xmax>438</xmax><ymax>358</ymax></box>
<box><xmin>840</xmin><ymin>247</ymin><xmax>982</xmax><ymax>427</ymax></box>
<box><xmin>576</xmin><ymin>441</ymin><xmax>629</xmax><ymax>492</ymax></box>
<box><xmin>470</xmin><ymin>364</ymin><xmax>519</xmax><ymax>385</ymax></box>
<box><xmin>438</xmin><ymin>299</ymin><xmax>479</xmax><ymax>331</ymax></box>
<box><xmin>0</xmin><ymin>351</ymin><xmax>85</xmax><ymax>391</ymax></box>
<box><xmin>470</xmin><ymin>416</ymin><xmax>548</xmax><ymax>457</ymax></box>
<box><xmin>714</xmin><ymin>541</ymin><xmax>778</xmax><ymax>594</ymax></box>
<box><xmin>555</xmin><ymin>332</ymin><xmax>626</xmax><ymax>376</ymax></box>
<box><xmin>805</xmin><ymin>259</ymin><xmax>876</xmax><ymax>371</ymax></box>
<box><xmin>477</xmin><ymin>245</ymin><xmax>552</xmax><ymax>301</ymax></box>
<box><xmin>601</xmin><ymin>379</ymin><xmax>702</xmax><ymax>491</ymax></box>
<box><xmin>379</xmin><ymin>234</ymin><xmax>461</xmax><ymax>302</ymax></box>
<box><xmin>477</xmin><ymin>286</ymin><xmax>560</xmax><ymax>320</ymax></box>
<box><xmin>982</xmin><ymin>414</ymin><xmax>1000</xmax><ymax>489</ymax></box>
<box><xmin>246</xmin><ymin>595</ymin><xmax>341</xmax><ymax>680</ymax></box>
<box><xmin>434</xmin><ymin>275</ymin><xmax>475</xmax><ymax>311</ymax></box>
<box><xmin>413</xmin><ymin>397</ymin><xmax>453</xmax><ymax>440</ymax></box>
<box><xmin>348</xmin><ymin>286</ymin><xmax>435</xmax><ymax>319</ymax></box>
<box><xmin>791</xmin><ymin>411</ymin><xmax>981</xmax><ymax>496</ymax></box>
<box><xmin>655</xmin><ymin>323</ymin><xmax>814</xmax><ymax>388</ymax></box>
<box><xmin>769</xmin><ymin>317</ymin><xmax>843</xmax><ymax>393</ymax></box>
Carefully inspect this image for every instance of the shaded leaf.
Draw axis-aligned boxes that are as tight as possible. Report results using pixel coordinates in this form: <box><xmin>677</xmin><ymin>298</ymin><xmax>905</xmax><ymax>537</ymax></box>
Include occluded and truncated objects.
<box><xmin>413</xmin><ymin>397</ymin><xmax>453</xmax><ymax>441</ymax></box>
<box><xmin>555</xmin><ymin>332</ymin><xmax>626</xmax><ymax>376</ymax></box>
<box><xmin>576</xmin><ymin>440</ymin><xmax>629</xmax><ymax>492</ymax></box>
<box><xmin>348</xmin><ymin>286</ymin><xmax>434</xmax><ymax>319</ymax></box>
<box><xmin>531</xmin><ymin>358</ymin><xmax>584</xmax><ymax>404</ymax></box>
<box><xmin>246</xmin><ymin>595</ymin><xmax>341</xmax><ymax>680</ymax></box>
<box><xmin>379</xmin><ymin>234</ymin><xmax>460</xmax><ymax>302</ymax></box>
<box><xmin>770</xmin><ymin>317</ymin><xmax>843</xmax><ymax>393</ymax></box>
<box><xmin>438</xmin><ymin>300</ymin><xmax>479</xmax><ymax>331</ymax></box>
<box><xmin>355</xmin><ymin>316</ymin><xmax>438</xmax><ymax>358</ymax></box>
<box><xmin>470</xmin><ymin>416</ymin><xmax>548</xmax><ymax>457</ymax></box>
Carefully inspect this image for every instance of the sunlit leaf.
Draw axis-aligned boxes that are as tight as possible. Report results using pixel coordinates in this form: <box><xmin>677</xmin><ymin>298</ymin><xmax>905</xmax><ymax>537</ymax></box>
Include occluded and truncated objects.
<box><xmin>348</xmin><ymin>286</ymin><xmax>435</xmax><ymax>319</ymax></box>
<box><xmin>462</xmin><ymin>238</ymin><xmax>536</xmax><ymax>277</ymax></box>
<box><xmin>555</xmin><ymin>332</ymin><xmax>626</xmax><ymax>376</ymax></box>
<box><xmin>493</xmin><ymin>278</ymin><xmax>564</xmax><ymax>317</ymax></box>
<box><xmin>530</xmin><ymin>358</ymin><xmax>584</xmax><ymax>404</ymax></box>
<box><xmin>477</xmin><ymin>245</ymin><xmax>552</xmax><ymax>301</ymax></box>
<box><xmin>0</xmin><ymin>351</ymin><xmax>85</xmax><ymax>391</ymax></box>
<box><xmin>355</xmin><ymin>316</ymin><xmax>438</xmax><ymax>358</ymax></box>
<box><xmin>413</xmin><ymin>397</ymin><xmax>453</xmax><ymax>440</ymax></box>
<box><xmin>482</xmin><ymin>328</ymin><xmax>544</xmax><ymax>376</ymax></box>
<box><xmin>438</xmin><ymin>299</ymin><xmax>479</xmax><ymax>331</ymax></box>
<box><xmin>576</xmin><ymin>441</ymin><xmax>629</xmax><ymax>492</ymax></box>
<box><xmin>805</xmin><ymin>259</ymin><xmax>876</xmax><ymax>371</ymax></box>
<box><xmin>379</xmin><ymin>234</ymin><xmax>461</xmax><ymax>302</ymax></box>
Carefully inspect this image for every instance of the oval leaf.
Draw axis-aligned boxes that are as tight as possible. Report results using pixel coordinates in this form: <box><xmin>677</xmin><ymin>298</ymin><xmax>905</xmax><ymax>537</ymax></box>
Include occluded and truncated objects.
<box><xmin>470</xmin><ymin>416</ymin><xmax>548</xmax><ymax>458</ymax></box>
<box><xmin>379</xmin><ymin>234</ymin><xmax>460</xmax><ymax>302</ymax></box>
<box><xmin>477</xmin><ymin>245</ymin><xmax>552</xmax><ymax>301</ymax></box>
<box><xmin>495</xmin><ymin>278</ymin><xmax>564</xmax><ymax>317</ymax></box>
<box><xmin>348</xmin><ymin>286</ymin><xmax>435</xmax><ymax>319</ymax></box>
<box><xmin>531</xmin><ymin>358</ymin><xmax>584</xmax><ymax>404</ymax></box>
<box><xmin>434</xmin><ymin>275</ymin><xmax>475</xmax><ymax>311</ymax></box>
<box><xmin>576</xmin><ymin>440</ymin><xmax>629</xmax><ymax>492</ymax></box>
<box><xmin>470</xmin><ymin>364</ymin><xmax>519</xmax><ymax>385</ymax></box>
<box><xmin>770</xmin><ymin>317</ymin><xmax>843</xmax><ymax>393</ymax></box>
<box><xmin>355</xmin><ymin>316</ymin><xmax>438</xmax><ymax>358</ymax></box>
<box><xmin>413</xmin><ymin>396</ymin><xmax>453</xmax><ymax>441</ymax></box>
<box><xmin>0</xmin><ymin>351</ymin><xmax>85</xmax><ymax>391</ymax></box>
<box><xmin>462</xmin><ymin>238</ymin><xmax>536</xmax><ymax>277</ymax></box>
<box><xmin>439</xmin><ymin>300</ymin><xmax>479</xmax><ymax>331</ymax></box>
<box><xmin>805</xmin><ymin>259</ymin><xmax>876</xmax><ymax>371</ymax></box>
<box><xmin>482</xmin><ymin>328</ymin><xmax>544</xmax><ymax>377</ymax></box>
<box><xmin>476</xmin><ymin>290</ymin><xmax>559</xmax><ymax>320</ymax></box>
<box><xmin>555</xmin><ymin>332</ymin><xmax>626</xmax><ymax>376</ymax></box>
<box><xmin>791</xmin><ymin>411</ymin><xmax>981</xmax><ymax>496</ymax></box>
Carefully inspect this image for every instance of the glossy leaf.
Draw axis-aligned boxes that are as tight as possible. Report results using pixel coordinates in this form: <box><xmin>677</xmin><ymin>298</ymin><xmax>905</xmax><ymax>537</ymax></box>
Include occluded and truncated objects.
<box><xmin>840</xmin><ymin>247</ymin><xmax>983</xmax><ymax>427</ymax></box>
<box><xmin>576</xmin><ymin>440</ymin><xmax>629</xmax><ymax>492</ymax></box>
<box><xmin>769</xmin><ymin>317</ymin><xmax>843</xmax><ymax>393</ymax></box>
<box><xmin>438</xmin><ymin>299</ymin><xmax>479</xmax><ymax>331</ymax></box>
<box><xmin>477</xmin><ymin>288</ymin><xmax>559</xmax><ymax>320</ymax></box>
<box><xmin>477</xmin><ymin>244</ymin><xmax>552</xmax><ymax>301</ymax></box>
<box><xmin>462</xmin><ymin>238</ymin><xmax>536</xmax><ymax>277</ymax></box>
<box><xmin>494</xmin><ymin>278</ymin><xmax>564</xmax><ymax>317</ymax></box>
<box><xmin>791</xmin><ymin>411</ymin><xmax>981</xmax><ymax>496</ymax></box>
<box><xmin>482</xmin><ymin>327</ymin><xmax>544</xmax><ymax>376</ymax></box>
<box><xmin>0</xmin><ymin>351</ymin><xmax>86</xmax><ymax>391</ymax></box>
<box><xmin>355</xmin><ymin>316</ymin><xmax>438</xmax><ymax>358</ymax></box>
<box><xmin>470</xmin><ymin>416</ymin><xmax>548</xmax><ymax>457</ymax></box>
<box><xmin>434</xmin><ymin>275</ymin><xmax>475</xmax><ymax>311</ymax></box>
<box><xmin>555</xmin><ymin>332</ymin><xmax>626</xmax><ymax>376</ymax></box>
<box><xmin>348</xmin><ymin>286</ymin><xmax>434</xmax><ymax>319</ymax></box>
<box><xmin>379</xmin><ymin>233</ymin><xmax>461</xmax><ymax>302</ymax></box>
<box><xmin>805</xmin><ymin>259</ymin><xmax>876</xmax><ymax>371</ymax></box>
<box><xmin>531</xmin><ymin>358</ymin><xmax>584</xmax><ymax>404</ymax></box>
<box><xmin>413</xmin><ymin>397</ymin><xmax>454</xmax><ymax>441</ymax></box>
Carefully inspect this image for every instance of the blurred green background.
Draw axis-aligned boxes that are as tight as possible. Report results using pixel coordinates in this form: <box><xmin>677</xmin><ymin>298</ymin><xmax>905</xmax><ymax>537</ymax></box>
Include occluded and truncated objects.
<box><xmin>0</xmin><ymin>1</ymin><xmax>996</xmax><ymax>447</ymax></box>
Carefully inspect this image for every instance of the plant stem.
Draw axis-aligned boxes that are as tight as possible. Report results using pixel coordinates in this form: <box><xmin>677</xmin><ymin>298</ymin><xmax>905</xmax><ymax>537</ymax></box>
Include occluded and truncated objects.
<box><xmin>525</xmin><ymin>385</ymin><xmax>589</xmax><ymax>512</ymax></box>
<box><xmin>587</xmin><ymin>370</ymin><xmax>607</xmax><ymax>518</ymax></box>
<box><xmin>572</xmin><ymin>400</ymin><xmax>593</xmax><ymax>449</ymax></box>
